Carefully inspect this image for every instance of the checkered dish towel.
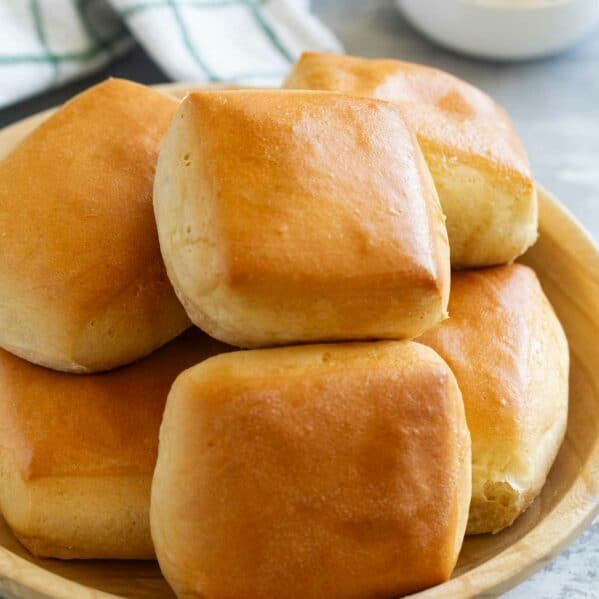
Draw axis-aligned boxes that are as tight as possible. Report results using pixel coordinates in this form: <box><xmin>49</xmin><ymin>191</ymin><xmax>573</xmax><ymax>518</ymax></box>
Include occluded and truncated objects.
<box><xmin>0</xmin><ymin>0</ymin><xmax>341</xmax><ymax>108</ymax></box>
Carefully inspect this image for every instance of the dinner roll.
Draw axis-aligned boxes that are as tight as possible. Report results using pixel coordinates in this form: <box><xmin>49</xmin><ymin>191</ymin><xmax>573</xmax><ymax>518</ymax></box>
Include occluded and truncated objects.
<box><xmin>0</xmin><ymin>78</ymin><xmax>190</xmax><ymax>373</ymax></box>
<box><xmin>0</xmin><ymin>329</ymin><xmax>229</xmax><ymax>559</ymax></box>
<box><xmin>151</xmin><ymin>341</ymin><xmax>471</xmax><ymax>599</ymax></box>
<box><xmin>154</xmin><ymin>89</ymin><xmax>450</xmax><ymax>347</ymax></box>
<box><xmin>418</xmin><ymin>264</ymin><xmax>569</xmax><ymax>534</ymax></box>
<box><xmin>284</xmin><ymin>52</ymin><xmax>538</xmax><ymax>268</ymax></box>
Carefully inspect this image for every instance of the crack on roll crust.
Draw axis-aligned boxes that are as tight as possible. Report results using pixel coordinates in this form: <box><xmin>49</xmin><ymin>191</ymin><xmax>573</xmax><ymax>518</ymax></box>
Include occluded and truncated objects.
<box><xmin>468</xmin><ymin>481</ymin><xmax>527</xmax><ymax>535</ymax></box>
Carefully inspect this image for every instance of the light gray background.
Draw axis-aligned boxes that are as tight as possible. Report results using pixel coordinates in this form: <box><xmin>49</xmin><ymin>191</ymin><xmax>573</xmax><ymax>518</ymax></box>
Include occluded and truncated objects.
<box><xmin>0</xmin><ymin>1</ymin><xmax>597</xmax><ymax>597</ymax></box>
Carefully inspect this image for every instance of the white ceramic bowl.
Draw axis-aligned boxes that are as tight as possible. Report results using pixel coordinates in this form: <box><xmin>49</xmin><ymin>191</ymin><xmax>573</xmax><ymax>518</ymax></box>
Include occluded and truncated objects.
<box><xmin>396</xmin><ymin>0</ymin><xmax>599</xmax><ymax>61</ymax></box>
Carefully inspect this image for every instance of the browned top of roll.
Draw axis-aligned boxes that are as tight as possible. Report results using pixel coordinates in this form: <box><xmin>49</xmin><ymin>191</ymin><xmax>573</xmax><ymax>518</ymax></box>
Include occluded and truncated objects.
<box><xmin>151</xmin><ymin>341</ymin><xmax>470</xmax><ymax>598</ymax></box>
<box><xmin>0</xmin><ymin>329</ymin><xmax>230</xmax><ymax>480</ymax></box>
<box><xmin>0</xmin><ymin>78</ymin><xmax>189</xmax><ymax>372</ymax></box>
<box><xmin>419</xmin><ymin>264</ymin><xmax>568</xmax><ymax>444</ymax></box>
<box><xmin>185</xmin><ymin>89</ymin><xmax>448</xmax><ymax>290</ymax></box>
<box><xmin>284</xmin><ymin>51</ymin><xmax>531</xmax><ymax>179</ymax></box>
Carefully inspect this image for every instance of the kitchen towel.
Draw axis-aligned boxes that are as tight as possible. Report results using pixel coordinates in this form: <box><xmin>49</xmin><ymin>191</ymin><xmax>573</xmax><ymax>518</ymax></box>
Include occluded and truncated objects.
<box><xmin>0</xmin><ymin>0</ymin><xmax>341</xmax><ymax>108</ymax></box>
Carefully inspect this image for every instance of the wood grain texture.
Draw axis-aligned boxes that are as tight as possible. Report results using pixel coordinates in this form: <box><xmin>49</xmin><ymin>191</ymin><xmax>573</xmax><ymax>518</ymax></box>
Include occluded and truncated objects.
<box><xmin>0</xmin><ymin>84</ymin><xmax>597</xmax><ymax>599</ymax></box>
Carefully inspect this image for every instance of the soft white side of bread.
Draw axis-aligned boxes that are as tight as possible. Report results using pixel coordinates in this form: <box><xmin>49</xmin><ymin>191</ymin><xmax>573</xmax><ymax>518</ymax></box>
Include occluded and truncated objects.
<box><xmin>0</xmin><ymin>454</ymin><xmax>153</xmax><ymax>559</ymax></box>
<box><xmin>426</xmin><ymin>156</ymin><xmax>538</xmax><ymax>268</ymax></box>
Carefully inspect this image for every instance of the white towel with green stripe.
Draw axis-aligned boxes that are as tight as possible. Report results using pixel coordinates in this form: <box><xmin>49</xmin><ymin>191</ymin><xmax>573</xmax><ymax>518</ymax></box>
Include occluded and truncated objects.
<box><xmin>0</xmin><ymin>0</ymin><xmax>341</xmax><ymax>108</ymax></box>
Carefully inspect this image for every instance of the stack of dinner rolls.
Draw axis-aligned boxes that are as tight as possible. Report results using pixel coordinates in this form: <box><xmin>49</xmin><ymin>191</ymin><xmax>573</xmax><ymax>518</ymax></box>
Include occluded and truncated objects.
<box><xmin>0</xmin><ymin>53</ymin><xmax>568</xmax><ymax>599</ymax></box>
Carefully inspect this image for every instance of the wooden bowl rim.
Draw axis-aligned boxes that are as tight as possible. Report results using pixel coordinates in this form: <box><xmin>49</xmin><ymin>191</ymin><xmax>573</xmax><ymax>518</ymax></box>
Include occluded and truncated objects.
<box><xmin>0</xmin><ymin>83</ymin><xmax>597</xmax><ymax>599</ymax></box>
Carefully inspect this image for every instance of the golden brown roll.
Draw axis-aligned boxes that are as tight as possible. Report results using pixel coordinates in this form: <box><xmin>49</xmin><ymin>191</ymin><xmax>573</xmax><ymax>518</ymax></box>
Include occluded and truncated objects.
<box><xmin>154</xmin><ymin>89</ymin><xmax>450</xmax><ymax>348</ymax></box>
<box><xmin>0</xmin><ymin>329</ymin><xmax>229</xmax><ymax>559</ymax></box>
<box><xmin>151</xmin><ymin>341</ymin><xmax>471</xmax><ymax>598</ymax></box>
<box><xmin>0</xmin><ymin>78</ymin><xmax>190</xmax><ymax>373</ymax></box>
<box><xmin>418</xmin><ymin>264</ymin><xmax>569</xmax><ymax>534</ymax></box>
<box><xmin>284</xmin><ymin>52</ymin><xmax>538</xmax><ymax>268</ymax></box>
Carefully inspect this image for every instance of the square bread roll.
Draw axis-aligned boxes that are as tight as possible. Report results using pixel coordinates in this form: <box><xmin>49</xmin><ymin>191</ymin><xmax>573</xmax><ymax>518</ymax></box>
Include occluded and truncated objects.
<box><xmin>418</xmin><ymin>264</ymin><xmax>569</xmax><ymax>534</ymax></box>
<box><xmin>151</xmin><ymin>341</ymin><xmax>471</xmax><ymax>598</ymax></box>
<box><xmin>154</xmin><ymin>89</ymin><xmax>450</xmax><ymax>348</ymax></box>
<box><xmin>284</xmin><ymin>52</ymin><xmax>538</xmax><ymax>268</ymax></box>
<box><xmin>0</xmin><ymin>78</ymin><xmax>190</xmax><ymax>373</ymax></box>
<box><xmin>0</xmin><ymin>329</ymin><xmax>229</xmax><ymax>559</ymax></box>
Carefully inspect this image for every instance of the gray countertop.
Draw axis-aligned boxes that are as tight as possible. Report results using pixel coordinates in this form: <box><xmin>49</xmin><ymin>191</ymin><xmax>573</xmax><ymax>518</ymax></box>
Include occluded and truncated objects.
<box><xmin>0</xmin><ymin>1</ymin><xmax>597</xmax><ymax>597</ymax></box>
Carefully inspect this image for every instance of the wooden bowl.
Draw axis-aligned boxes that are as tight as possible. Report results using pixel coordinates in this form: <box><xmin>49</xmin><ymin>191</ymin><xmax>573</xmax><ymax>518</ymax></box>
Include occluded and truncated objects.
<box><xmin>0</xmin><ymin>85</ymin><xmax>597</xmax><ymax>599</ymax></box>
